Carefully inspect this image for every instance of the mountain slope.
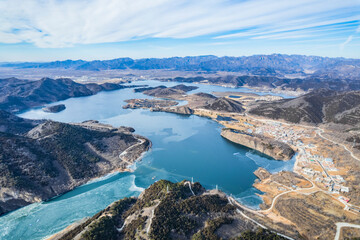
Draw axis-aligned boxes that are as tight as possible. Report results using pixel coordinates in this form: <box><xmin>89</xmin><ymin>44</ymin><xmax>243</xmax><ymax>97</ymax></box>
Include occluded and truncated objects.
<box><xmin>51</xmin><ymin>180</ymin><xmax>288</xmax><ymax>240</ymax></box>
<box><xmin>202</xmin><ymin>97</ymin><xmax>245</xmax><ymax>113</ymax></box>
<box><xmin>136</xmin><ymin>84</ymin><xmax>198</xmax><ymax>98</ymax></box>
<box><xmin>0</xmin><ymin>110</ymin><xmax>43</xmax><ymax>135</ymax></box>
<box><xmin>172</xmin><ymin>75</ymin><xmax>360</xmax><ymax>92</ymax></box>
<box><xmin>0</xmin><ymin>77</ymin><xmax>126</xmax><ymax>112</ymax></box>
<box><xmin>249</xmin><ymin>89</ymin><xmax>360</xmax><ymax>125</ymax></box>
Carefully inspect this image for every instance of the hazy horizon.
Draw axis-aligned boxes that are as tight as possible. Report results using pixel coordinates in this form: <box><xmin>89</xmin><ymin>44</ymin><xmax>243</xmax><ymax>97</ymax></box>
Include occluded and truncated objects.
<box><xmin>2</xmin><ymin>52</ymin><xmax>360</xmax><ymax>64</ymax></box>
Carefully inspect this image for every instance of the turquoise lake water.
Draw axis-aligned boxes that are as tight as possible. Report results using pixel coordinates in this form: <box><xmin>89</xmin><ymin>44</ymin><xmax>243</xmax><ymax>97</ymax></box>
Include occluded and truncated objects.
<box><xmin>0</xmin><ymin>80</ymin><xmax>295</xmax><ymax>240</ymax></box>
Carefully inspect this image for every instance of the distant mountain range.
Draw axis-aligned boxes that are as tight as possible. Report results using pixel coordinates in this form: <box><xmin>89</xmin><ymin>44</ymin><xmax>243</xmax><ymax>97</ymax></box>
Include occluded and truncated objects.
<box><xmin>2</xmin><ymin>54</ymin><xmax>360</xmax><ymax>80</ymax></box>
<box><xmin>249</xmin><ymin>89</ymin><xmax>360</xmax><ymax>125</ymax></box>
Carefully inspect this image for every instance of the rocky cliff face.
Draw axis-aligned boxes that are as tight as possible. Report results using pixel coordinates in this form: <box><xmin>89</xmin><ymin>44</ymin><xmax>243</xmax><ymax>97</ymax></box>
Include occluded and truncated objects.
<box><xmin>221</xmin><ymin>129</ymin><xmax>295</xmax><ymax>160</ymax></box>
<box><xmin>158</xmin><ymin>106</ymin><xmax>194</xmax><ymax>115</ymax></box>
<box><xmin>0</xmin><ymin>113</ymin><xmax>151</xmax><ymax>215</ymax></box>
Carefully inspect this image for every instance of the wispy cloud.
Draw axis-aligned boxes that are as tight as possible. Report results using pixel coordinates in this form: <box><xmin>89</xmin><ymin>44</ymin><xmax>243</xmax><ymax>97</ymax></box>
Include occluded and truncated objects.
<box><xmin>0</xmin><ymin>0</ymin><xmax>359</xmax><ymax>48</ymax></box>
<box><xmin>340</xmin><ymin>35</ymin><xmax>354</xmax><ymax>50</ymax></box>
<box><xmin>339</xmin><ymin>23</ymin><xmax>360</xmax><ymax>50</ymax></box>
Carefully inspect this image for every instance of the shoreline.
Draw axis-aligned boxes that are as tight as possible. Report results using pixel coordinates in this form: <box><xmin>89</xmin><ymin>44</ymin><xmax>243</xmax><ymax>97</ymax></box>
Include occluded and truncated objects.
<box><xmin>154</xmin><ymin>78</ymin><xmax>305</xmax><ymax>98</ymax></box>
<box><xmin>0</xmin><ymin>125</ymin><xmax>152</xmax><ymax>217</ymax></box>
<box><xmin>113</xmin><ymin>85</ymin><xmax>301</xmax><ymax>210</ymax></box>
<box><xmin>1</xmin><ymin>81</ymin><xmax>307</xmax><ymax>239</ymax></box>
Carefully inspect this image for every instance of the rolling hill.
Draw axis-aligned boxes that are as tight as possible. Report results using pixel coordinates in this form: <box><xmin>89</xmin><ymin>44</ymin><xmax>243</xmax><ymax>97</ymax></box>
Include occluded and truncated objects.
<box><xmin>0</xmin><ymin>111</ymin><xmax>150</xmax><ymax>215</ymax></box>
<box><xmin>249</xmin><ymin>89</ymin><xmax>360</xmax><ymax>125</ymax></box>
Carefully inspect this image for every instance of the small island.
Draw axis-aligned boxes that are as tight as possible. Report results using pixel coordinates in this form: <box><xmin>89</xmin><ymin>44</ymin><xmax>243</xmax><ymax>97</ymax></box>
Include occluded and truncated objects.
<box><xmin>42</xmin><ymin>104</ymin><xmax>66</xmax><ymax>113</ymax></box>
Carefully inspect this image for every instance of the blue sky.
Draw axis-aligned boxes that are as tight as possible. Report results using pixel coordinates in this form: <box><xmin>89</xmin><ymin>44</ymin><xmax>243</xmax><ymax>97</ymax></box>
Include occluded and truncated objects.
<box><xmin>1</xmin><ymin>0</ymin><xmax>360</xmax><ymax>62</ymax></box>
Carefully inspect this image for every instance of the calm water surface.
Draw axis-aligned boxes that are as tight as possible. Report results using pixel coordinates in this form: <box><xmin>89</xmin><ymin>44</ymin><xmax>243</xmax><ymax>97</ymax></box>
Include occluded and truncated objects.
<box><xmin>0</xmin><ymin>80</ymin><xmax>295</xmax><ymax>240</ymax></box>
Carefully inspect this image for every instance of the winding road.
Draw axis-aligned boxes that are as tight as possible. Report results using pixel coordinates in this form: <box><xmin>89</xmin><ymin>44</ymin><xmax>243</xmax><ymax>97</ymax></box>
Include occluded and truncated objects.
<box><xmin>119</xmin><ymin>137</ymin><xmax>146</xmax><ymax>163</ymax></box>
<box><xmin>259</xmin><ymin>178</ymin><xmax>317</xmax><ymax>213</ymax></box>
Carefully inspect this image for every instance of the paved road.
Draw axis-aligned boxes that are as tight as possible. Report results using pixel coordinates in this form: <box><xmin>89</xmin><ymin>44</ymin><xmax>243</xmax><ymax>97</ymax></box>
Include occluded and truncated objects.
<box><xmin>259</xmin><ymin>183</ymin><xmax>317</xmax><ymax>213</ymax></box>
<box><xmin>335</xmin><ymin>222</ymin><xmax>360</xmax><ymax>240</ymax></box>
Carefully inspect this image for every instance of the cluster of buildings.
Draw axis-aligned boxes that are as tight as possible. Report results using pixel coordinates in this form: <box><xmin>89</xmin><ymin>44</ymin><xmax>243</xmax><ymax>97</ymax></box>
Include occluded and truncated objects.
<box><xmin>299</xmin><ymin>153</ymin><xmax>339</xmax><ymax>172</ymax></box>
<box><xmin>244</xmin><ymin>119</ymin><xmax>355</xmax><ymax>206</ymax></box>
<box><xmin>254</xmin><ymin>122</ymin><xmax>310</xmax><ymax>146</ymax></box>
<box><xmin>298</xmin><ymin>152</ymin><xmax>350</xmax><ymax>197</ymax></box>
<box><xmin>250</xmin><ymin>120</ymin><xmax>360</xmax><ymax>216</ymax></box>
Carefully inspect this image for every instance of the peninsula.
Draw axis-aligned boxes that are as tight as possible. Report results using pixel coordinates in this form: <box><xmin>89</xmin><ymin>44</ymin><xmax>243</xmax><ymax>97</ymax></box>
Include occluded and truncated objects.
<box><xmin>0</xmin><ymin>111</ymin><xmax>151</xmax><ymax>215</ymax></box>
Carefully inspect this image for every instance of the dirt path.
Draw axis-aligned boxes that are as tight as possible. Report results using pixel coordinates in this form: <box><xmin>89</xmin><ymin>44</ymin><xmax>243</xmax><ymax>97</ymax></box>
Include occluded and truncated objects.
<box><xmin>259</xmin><ymin>183</ymin><xmax>318</xmax><ymax>214</ymax></box>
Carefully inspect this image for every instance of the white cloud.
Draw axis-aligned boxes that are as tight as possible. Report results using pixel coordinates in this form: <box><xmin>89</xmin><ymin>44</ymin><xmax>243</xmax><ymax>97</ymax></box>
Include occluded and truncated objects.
<box><xmin>0</xmin><ymin>0</ymin><xmax>359</xmax><ymax>48</ymax></box>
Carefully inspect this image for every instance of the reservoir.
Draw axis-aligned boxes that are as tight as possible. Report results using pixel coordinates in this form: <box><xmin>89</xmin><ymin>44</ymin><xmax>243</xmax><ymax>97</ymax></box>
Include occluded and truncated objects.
<box><xmin>0</xmin><ymin>80</ymin><xmax>295</xmax><ymax>240</ymax></box>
